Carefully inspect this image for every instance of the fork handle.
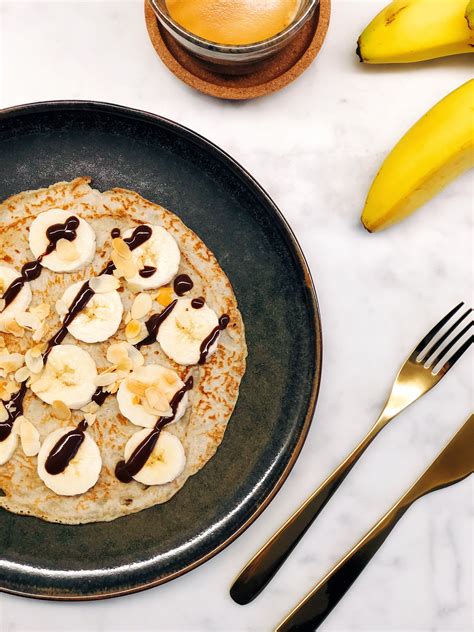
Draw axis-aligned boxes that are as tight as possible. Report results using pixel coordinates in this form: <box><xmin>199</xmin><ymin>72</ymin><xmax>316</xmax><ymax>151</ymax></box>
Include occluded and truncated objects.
<box><xmin>230</xmin><ymin>423</ymin><xmax>382</xmax><ymax>605</ymax></box>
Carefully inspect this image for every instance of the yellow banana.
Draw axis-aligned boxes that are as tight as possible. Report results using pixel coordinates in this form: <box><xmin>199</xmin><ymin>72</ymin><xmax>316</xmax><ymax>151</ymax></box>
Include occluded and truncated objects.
<box><xmin>357</xmin><ymin>0</ymin><xmax>474</xmax><ymax>63</ymax></box>
<box><xmin>466</xmin><ymin>0</ymin><xmax>474</xmax><ymax>29</ymax></box>
<box><xmin>361</xmin><ymin>80</ymin><xmax>474</xmax><ymax>233</ymax></box>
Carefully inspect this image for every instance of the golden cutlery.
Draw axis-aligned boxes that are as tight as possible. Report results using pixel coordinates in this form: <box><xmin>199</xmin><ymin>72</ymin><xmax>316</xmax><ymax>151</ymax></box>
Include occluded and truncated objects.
<box><xmin>276</xmin><ymin>414</ymin><xmax>474</xmax><ymax>632</ymax></box>
<box><xmin>231</xmin><ymin>303</ymin><xmax>473</xmax><ymax>604</ymax></box>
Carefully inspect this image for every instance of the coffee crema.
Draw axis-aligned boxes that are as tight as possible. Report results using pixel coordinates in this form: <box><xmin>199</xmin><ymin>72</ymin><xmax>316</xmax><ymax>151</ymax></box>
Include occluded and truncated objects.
<box><xmin>165</xmin><ymin>0</ymin><xmax>300</xmax><ymax>46</ymax></box>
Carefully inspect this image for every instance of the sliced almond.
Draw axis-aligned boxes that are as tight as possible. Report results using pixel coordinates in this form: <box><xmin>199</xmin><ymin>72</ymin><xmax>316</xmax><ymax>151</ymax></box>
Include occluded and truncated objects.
<box><xmin>124</xmin><ymin>311</ymin><xmax>132</xmax><ymax>325</ymax></box>
<box><xmin>81</xmin><ymin>402</ymin><xmax>100</xmax><ymax>414</ymax></box>
<box><xmin>95</xmin><ymin>371</ymin><xmax>119</xmax><ymax>387</ymax></box>
<box><xmin>30</xmin><ymin>303</ymin><xmax>50</xmax><ymax>320</ymax></box>
<box><xmin>0</xmin><ymin>401</ymin><xmax>8</xmax><ymax>422</ymax></box>
<box><xmin>126</xmin><ymin>379</ymin><xmax>148</xmax><ymax>398</ymax></box>
<box><xmin>0</xmin><ymin>352</ymin><xmax>24</xmax><ymax>375</ymax></box>
<box><xmin>126</xmin><ymin>344</ymin><xmax>145</xmax><ymax>368</ymax></box>
<box><xmin>89</xmin><ymin>275</ymin><xmax>120</xmax><ymax>293</ymax></box>
<box><xmin>84</xmin><ymin>412</ymin><xmax>97</xmax><ymax>427</ymax></box>
<box><xmin>30</xmin><ymin>342</ymin><xmax>47</xmax><ymax>358</ymax></box>
<box><xmin>25</xmin><ymin>349</ymin><xmax>44</xmax><ymax>374</ymax></box>
<box><xmin>51</xmin><ymin>399</ymin><xmax>71</xmax><ymax>421</ymax></box>
<box><xmin>4</xmin><ymin>319</ymin><xmax>24</xmax><ymax>337</ymax></box>
<box><xmin>117</xmin><ymin>356</ymin><xmax>133</xmax><ymax>372</ymax></box>
<box><xmin>155</xmin><ymin>286</ymin><xmax>174</xmax><ymax>307</ymax></box>
<box><xmin>15</xmin><ymin>312</ymin><xmax>40</xmax><ymax>330</ymax></box>
<box><xmin>15</xmin><ymin>366</ymin><xmax>31</xmax><ymax>383</ymax></box>
<box><xmin>19</xmin><ymin>418</ymin><xmax>40</xmax><ymax>456</ymax></box>
<box><xmin>55</xmin><ymin>298</ymin><xmax>68</xmax><ymax>317</ymax></box>
<box><xmin>0</xmin><ymin>335</ymin><xmax>6</xmax><ymax>348</ymax></box>
<box><xmin>32</xmin><ymin>320</ymin><xmax>48</xmax><ymax>342</ymax></box>
<box><xmin>56</xmin><ymin>238</ymin><xmax>79</xmax><ymax>262</ymax></box>
<box><xmin>131</xmin><ymin>293</ymin><xmax>153</xmax><ymax>321</ymax></box>
<box><xmin>125</xmin><ymin>319</ymin><xmax>142</xmax><ymax>340</ymax></box>
<box><xmin>145</xmin><ymin>387</ymin><xmax>171</xmax><ymax>415</ymax></box>
<box><xmin>112</xmin><ymin>237</ymin><xmax>133</xmax><ymax>260</ymax></box>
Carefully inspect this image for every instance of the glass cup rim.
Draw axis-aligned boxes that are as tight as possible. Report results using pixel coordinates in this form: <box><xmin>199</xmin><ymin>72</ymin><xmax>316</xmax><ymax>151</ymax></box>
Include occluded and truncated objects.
<box><xmin>148</xmin><ymin>0</ymin><xmax>319</xmax><ymax>54</ymax></box>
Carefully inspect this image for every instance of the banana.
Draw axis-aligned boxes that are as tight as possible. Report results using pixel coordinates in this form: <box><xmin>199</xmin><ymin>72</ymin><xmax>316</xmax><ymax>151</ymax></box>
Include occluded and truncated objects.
<box><xmin>30</xmin><ymin>345</ymin><xmax>98</xmax><ymax>409</ymax></box>
<box><xmin>357</xmin><ymin>0</ymin><xmax>474</xmax><ymax>63</ymax></box>
<box><xmin>56</xmin><ymin>280</ymin><xmax>123</xmax><ymax>343</ymax></box>
<box><xmin>117</xmin><ymin>364</ymin><xmax>188</xmax><ymax>428</ymax></box>
<box><xmin>121</xmin><ymin>224</ymin><xmax>180</xmax><ymax>290</ymax></box>
<box><xmin>466</xmin><ymin>0</ymin><xmax>474</xmax><ymax>29</ymax></box>
<box><xmin>158</xmin><ymin>298</ymin><xmax>220</xmax><ymax>365</ymax></box>
<box><xmin>29</xmin><ymin>209</ymin><xmax>96</xmax><ymax>273</ymax></box>
<box><xmin>0</xmin><ymin>265</ymin><xmax>32</xmax><ymax>330</ymax></box>
<box><xmin>37</xmin><ymin>426</ymin><xmax>102</xmax><ymax>495</ymax></box>
<box><xmin>361</xmin><ymin>80</ymin><xmax>474</xmax><ymax>232</ymax></box>
<box><xmin>123</xmin><ymin>429</ymin><xmax>186</xmax><ymax>486</ymax></box>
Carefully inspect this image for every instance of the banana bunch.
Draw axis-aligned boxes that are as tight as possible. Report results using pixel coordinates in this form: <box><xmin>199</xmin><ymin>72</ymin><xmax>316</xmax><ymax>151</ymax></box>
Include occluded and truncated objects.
<box><xmin>357</xmin><ymin>0</ymin><xmax>474</xmax><ymax>64</ymax></box>
<box><xmin>361</xmin><ymin>80</ymin><xmax>474</xmax><ymax>232</ymax></box>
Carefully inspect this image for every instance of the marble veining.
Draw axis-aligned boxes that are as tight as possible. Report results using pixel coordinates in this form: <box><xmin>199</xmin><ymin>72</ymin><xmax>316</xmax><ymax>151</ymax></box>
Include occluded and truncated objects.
<box><xmin>0</xmin><ymin>1</ymin><xmax>472</xmax><ymax>630</ymax></box>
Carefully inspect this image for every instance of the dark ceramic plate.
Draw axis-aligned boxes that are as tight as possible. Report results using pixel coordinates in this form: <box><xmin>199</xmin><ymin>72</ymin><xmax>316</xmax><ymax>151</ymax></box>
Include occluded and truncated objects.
<box><xmin>0</xmin><ymin>101</ymin><xmax>322</xmax><ymax>600</ymax></box>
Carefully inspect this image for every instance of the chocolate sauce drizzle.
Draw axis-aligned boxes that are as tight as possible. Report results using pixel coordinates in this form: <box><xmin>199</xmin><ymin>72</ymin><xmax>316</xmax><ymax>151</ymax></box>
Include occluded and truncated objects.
<box><xmin>0</xmin><ymin>383</ymin><xmax>27</xmax><ymax>442</ymax></box>
<box><xmin>173</xmin><ymin>274</ymin><xmax>193</xmax><ymax>296</ymax></box>
<box><xmin>191</xmin><ymin>297</ymin><xmax>205</xmax><ymax>309</ymax></box>
<box><xmin>111</xmin><ymin>228</ymin><xmax>121</xmax><ymax>238</ymax></box>
<box><xmin>115</xmin><ymin>376</ymin><xmax>193</xmax><ymax>483</ymax></box>
<box><xmin>136</xmin><ymin>299</ymin><xmax>178</xmax><ymax>349</ymax></box>
<box><xmin>139</xmin><ymin>265</ymin><xmax>157</xmax><ymax>278</ymax></box>
<box><xmin>44</xmin><ymin>419</ymin><xmax>88</xmax><ymax>475</ymax></box>
<box><xmin>0</xmin><ymin>216</ymin><xmax>80</xmax><ymax>311</ymax></box>
<box><xmin>199</xmin><ymin>315</ymin><xmax>230</xmax><ymax>365</ymax></box>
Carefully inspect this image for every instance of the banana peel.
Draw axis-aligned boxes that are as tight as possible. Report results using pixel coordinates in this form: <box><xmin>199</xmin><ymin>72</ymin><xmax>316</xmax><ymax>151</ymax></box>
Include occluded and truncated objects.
<box><xmin>357</xmin><ymin>0</ymin><xmax>474</xmax><ymax>63</ymax></box>
<box><xmin>361</xmin><ymin>80</ymin><xmax>474</xmax><ymax>233</ymax></box>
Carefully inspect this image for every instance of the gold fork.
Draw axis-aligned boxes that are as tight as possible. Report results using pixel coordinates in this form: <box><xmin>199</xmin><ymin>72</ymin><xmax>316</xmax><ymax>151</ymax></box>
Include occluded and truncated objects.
<box><xmin>231</xmin><ymin>303</ymin><xmax>473</xmax><ymax>605</ymax></box>
<box><xmin>276</xmin><ymin>414</ymin><xmax>474</xmax><ymax>632</ymax></box>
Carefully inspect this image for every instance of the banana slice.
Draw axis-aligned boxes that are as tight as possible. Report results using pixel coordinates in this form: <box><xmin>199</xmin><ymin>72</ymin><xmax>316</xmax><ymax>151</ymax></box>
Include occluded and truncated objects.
<box><xmin>157</xmin><ymin>298</ymin><xmax>220</xmax><ymax>365</ymax></box>
<box><xmin>29</xmin><ymin>209</ymin><xmax>96</xmax><ymax>273</ymax></box>
<box><xmin>0</xmin><ymin>265</ymin><xmax>32</xmax><ymax>330</ymax></box>
<box><xmin>56</xmin><ymin>281</ymin><xmax>123</xmax><ymax>343</ymax></box>
<box><xmin>117</xmin><ymin>365</ymin><xmax>188</xmax><ymax>428</ymax></box>
<box><xmin>30</xmin><ymin>345</ymin><xmax>97</xmax><ymax>409</ymax></box>
<box><xmin>122</xmin><ymin>224</ymin><xmax>180</xmax><ymax>290</ymax></box>
<box><xmin>0</xmin><ymin>429</ymin><xmax>18</xmax><ymax>466</ymax></box>
<box><xmin>124</xmin><ymin>429</ymin><xmax>186</xmax><ymax>486</ymax></box>
<box><xmin>37</xmin><ymin>426</ymin><xmax>102</xmax><ymax>495</ymax></box>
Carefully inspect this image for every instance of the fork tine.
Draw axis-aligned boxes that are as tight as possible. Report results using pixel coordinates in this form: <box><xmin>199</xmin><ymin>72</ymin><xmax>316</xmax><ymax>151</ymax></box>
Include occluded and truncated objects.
<box><xmin>419</xmin><ymin>307</ymin><xmax>473</xmax><ymax>363</ymax></box>
<box><xmin>436</xmin><ymin>333</ymin><xmax>474</xmax><ymax>377</ymax></box>
<box><xmin>430</xmin><ymin>320</ymin><xmax>473</xmax><ymax>368</ymax></box>
<box><xmin>412</xmin><ymin>302</ymin><xmax>465</xmax><ymax>359</ymax></box>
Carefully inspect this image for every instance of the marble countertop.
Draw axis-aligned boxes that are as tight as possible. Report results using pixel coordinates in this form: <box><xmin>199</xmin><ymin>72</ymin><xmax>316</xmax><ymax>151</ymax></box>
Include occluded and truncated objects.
<box><xmin>0</xmin><ymin>1</ymin><xmax>472</xmax><ymax>630</ymax></box>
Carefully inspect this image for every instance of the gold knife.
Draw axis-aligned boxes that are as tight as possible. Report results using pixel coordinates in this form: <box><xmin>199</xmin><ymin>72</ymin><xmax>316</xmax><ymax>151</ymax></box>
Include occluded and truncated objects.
<box><xmin>276</xmin><ymin>414</ymin><xmax>474</xmax><ymax>632</ymax></box>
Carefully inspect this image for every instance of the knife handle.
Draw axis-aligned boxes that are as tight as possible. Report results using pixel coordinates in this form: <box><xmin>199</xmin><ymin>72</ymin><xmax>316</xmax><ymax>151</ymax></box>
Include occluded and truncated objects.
<box><xmin>275</xmin><ymin>502</ymin><xmax>409</xmax><ymax>632</ymax></box>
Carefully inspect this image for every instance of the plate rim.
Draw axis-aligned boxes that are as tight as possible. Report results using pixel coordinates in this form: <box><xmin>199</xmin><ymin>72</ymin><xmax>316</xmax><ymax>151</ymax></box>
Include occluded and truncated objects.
<box><xmin>0</xmin><ymin>99</ymin><xmax>323</xmax><ymax>601</ymax></box>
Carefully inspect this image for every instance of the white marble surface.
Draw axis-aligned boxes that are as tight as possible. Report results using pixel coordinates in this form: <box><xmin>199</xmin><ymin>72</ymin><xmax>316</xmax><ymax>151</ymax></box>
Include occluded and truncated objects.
<box><xmin>0</xmin><ymin>1</ymin><xmax>472</xmax><ymax>630</ymax></box>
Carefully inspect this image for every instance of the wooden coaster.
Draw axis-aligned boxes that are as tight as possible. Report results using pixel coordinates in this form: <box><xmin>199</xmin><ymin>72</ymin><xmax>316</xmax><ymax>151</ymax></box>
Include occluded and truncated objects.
<box><xmin>144</xmin><ymin>0</ymin><xmax>331</xmax><ymax>100</ymax></box>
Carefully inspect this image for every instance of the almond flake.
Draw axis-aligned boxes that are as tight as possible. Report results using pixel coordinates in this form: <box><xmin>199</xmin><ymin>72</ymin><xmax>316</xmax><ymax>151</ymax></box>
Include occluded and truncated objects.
<box><xmin>15</xmin><ymin>366</ymin><xmax>31</xmax><ymax>383</ymax></box>
<box><xmin>112</xmin><ymin>238</ymin><xmax>133</xmax><ymax>260</ymax></box>
<box><xmin>84</xmin><ymin>412</ymin><xmax>97</xmax><ymax>426</ymax></box>
<box><xmin>32</xmin><ymin>321</ymin><xmax>48</xmax><ymax>342</ymax></box>
<box><xmin>131</xmin><ymin>293</ymin><xmax>153</xmax><ymax>320</ymax></box>
<box><xmin>95</xmin><ymin>372</ymin><xmax>119</xmax><ymax>387</ymax></box>
<box><xmin>30</xmin><ymin>303</ymin><xmax>50</xmax><ymax>320</ymax></box>
<box><xmin>55</xmin><ymin>299</ymin><xmax>68</xmax><ymax>317</ymax></box>
<box><xmin>25</xmin><ymin>349</ymin><xmax>44</xmax><ymax>374</ymax></box>
<box><xmin>56</xmin><ymin>238</ymin><xmax>79</xmax><ymax>262</ymax></box>
<box><xmin>15</xmin><ymin>312</ymin><xmax>40</xmax><ymax>330</ymax></box>
<box><xmin>51</xmin><ymin>399</ymin><xmax>71</xmax><ymax>420</ymax></box>
<box><xmin>0</xmin><ymin>336</ymin><xmax>6</xmax><ymax>348</ymax></box>
<box><xmin>125</xmin><ymin>319</ymin><xmax>142</xmax><ymax>340</ymax></box>
<box><xmin>155</xmin><ymin>286</ymin><xmax>174</xmax><ymax>307</ymax></box>
<box><xmin>81</xmin><ymin>402</ymin><xmax>100</xmax><ymax>414</ymax></box>
<box><xmin>0</xmin><ymin>402</ymin><xmax>8</xmax><ymax>422</ymax></box>
<box><xmin>0</xmin><ymin>352</ymin><xmax>24</xmax><ymax>374</ymax></box>
<box><xmin>126</xmin><ymin>344</ymin><xmax>145</xmax><ymax>368</ymax></box>
<box><xmin>4</xmin><ymin>319</ymin><xmax>24</xmax><ymax>337</ymax></box>
<box><xmin>89</xmin><ymin>275</ymin><xmax>120</xmax><ymax>293</ymax></box>
<box><xmin>145</xmin><ymin>387</ymin><xmax>170</xmax><ymax>415</ymax></box>
<box><xmin>20</xmin><ymin>418</ymin><xmax>40</xmax><ymax>456</ymax></box>
<box><xmin>127</xmin><ymin>379</ymin><xmax>148</xmax><ymax>398</ymax></box>
<box><xmin>124</xmin><ymin>312</ymin><xmax>132</xmax><ymax>325</ymax></box>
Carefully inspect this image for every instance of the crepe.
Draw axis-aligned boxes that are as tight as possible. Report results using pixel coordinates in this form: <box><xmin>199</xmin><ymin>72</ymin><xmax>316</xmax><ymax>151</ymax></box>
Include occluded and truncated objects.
<box><xmin>0</xmin><ymin>178</ymin><xmax>247</xmax><ymax>523</ymax></box>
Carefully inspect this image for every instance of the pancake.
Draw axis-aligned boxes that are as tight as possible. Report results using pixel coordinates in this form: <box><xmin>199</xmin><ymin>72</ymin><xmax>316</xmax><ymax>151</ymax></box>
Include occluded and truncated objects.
<box><xmin>0</xmin><ymin>177</ymin><xmax>247</xmax><ymax>523</ymax></box>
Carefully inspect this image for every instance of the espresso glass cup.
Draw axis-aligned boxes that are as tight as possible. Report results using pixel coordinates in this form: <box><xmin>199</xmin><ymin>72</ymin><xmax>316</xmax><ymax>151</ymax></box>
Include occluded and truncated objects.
<box><xmin>148</xmin><ymin>0</ymin><xmax>319</xmax><ymax>74</ymax></box>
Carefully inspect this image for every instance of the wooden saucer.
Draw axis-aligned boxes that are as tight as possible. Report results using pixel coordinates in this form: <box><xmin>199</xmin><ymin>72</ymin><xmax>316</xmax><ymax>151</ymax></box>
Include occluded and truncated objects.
<box><xmin>144</xmin><ymin>0</ymin><xmax>331</xmax><ymax>100</ymax></box>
